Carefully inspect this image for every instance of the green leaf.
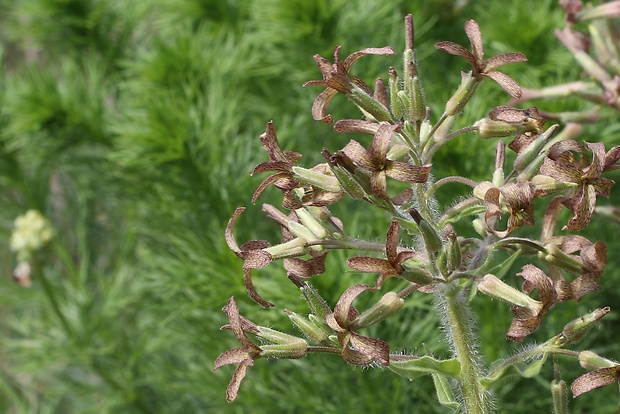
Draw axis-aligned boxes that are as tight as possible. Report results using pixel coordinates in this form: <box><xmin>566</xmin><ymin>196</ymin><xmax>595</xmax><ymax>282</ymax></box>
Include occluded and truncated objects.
<box><xmin>432</xmin><ymin>373</ymin><xmax>460</xmax><ymax>411</ymax></box>
<box><xmin>388</xmin><ymin>356</ymin><xmax>461</xmax><ymax>381</ymax></box>
<box><xmin>482</xmin><ymin>352</ymin><xmax>548</xmax><ymax>389</ymax></box>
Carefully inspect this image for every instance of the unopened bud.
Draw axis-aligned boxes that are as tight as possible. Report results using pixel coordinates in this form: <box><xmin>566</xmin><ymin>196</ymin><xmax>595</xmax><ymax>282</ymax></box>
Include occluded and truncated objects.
<box><xmin>389</xmin><ymin>68</ymin><xmax>405</xmax><ymax>119</ymax></box>
<box><xmin>288</xmin><ymin>275</ymin><xmax>331</xmax><ymax>321</ymax></box>
<box><xmin>445</xmin><ymin>72</ymin><xmax>477</xmax><ymax>116</ymax></box>
<box><xmin>400</xmin><ymin>257</ymin><xmax>433</xmax><ymax>284</ymax></box>
<box><xmin>285</xmin><ymin>309</ymin><xmax>331</xmax><ymax>344</ymax></box>
<box><xmin>446</xmin><ymin>229</ymin><xmax>462</xmax><ymax>273</ymax></box>
<box><xmin>257</xmin><ymin>327</ymin><xmax>308</xmax><ymax>359</ymax></box>
<box><xmin>578</xmin><ymin>350</ymin><xmax>617</xmax><ymax>370</ymax></box>
<box><xmin>562</xmin><ymin>307</ymin><xmax>610</xmax><ymax>344</ymax></box>
<box><xmin>551</xmin><ymin>379</ymin><xmax>568</xmax><ymax>413</ymax></box>
<box><xmin>513</xmin><ymin>125</ymin><xmax>559</xmax><ymax>172</ymax></box>
<box><xmin>410</xmin><ymin>209</ymin><xmax>442</xmax><ymax>254</ymax></box>
<box><xmin>478</xmin><ymin>274</ymin><xmax>542</xmax><ymax>311</ymax></box>
<box><xmin>264</xmin><ymin>237</ymin><xmax>308</xmax><ymax>259</ymax></box>
<box><xmin>531</xmin><ymin>175</ymin><xmax>578</xmax><ymax>194</ymax></box>
<box><xmin>351</xmin><ymin>292</ymin><xmax>404</xmax><ymax>329</ymax></box>
<box><xmin>295</xmin><ymin>208</ymin><xmax>328</xmax><ymax>239</ymax></box>
<box><xmin>292</xmin><ymin>166</ymin><xmax>341</xmax><ymax>193</ymax></box>
<box><xmin>349</xmin><ymin>86</ymin><xmax>393</xmax><ymax>123</ymax></box>
<box><xmin>408</xmin><ymin>76</ymin><xmax>426</xmax><ymax>122</ymax></box>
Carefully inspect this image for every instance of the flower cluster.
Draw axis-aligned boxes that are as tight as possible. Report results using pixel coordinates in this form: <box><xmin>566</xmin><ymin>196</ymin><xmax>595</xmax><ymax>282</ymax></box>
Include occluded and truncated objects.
<box><xmin>216</xmin><ymin>13</ymin><xmax>619</xmax><ymax>409</ymax></box>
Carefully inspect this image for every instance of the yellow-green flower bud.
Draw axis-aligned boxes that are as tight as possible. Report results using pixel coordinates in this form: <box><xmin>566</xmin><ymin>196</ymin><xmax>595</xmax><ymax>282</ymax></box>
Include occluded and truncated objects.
<box><xmin>551</xmin><ymin>379</ymin><xmax>568</xmax><ymax>414</ymax></box>
<box><xmin>295</xmin><ymin>208</ymin><xmax>328</xmax><ymax>239</ymax></box>
<box><xmin>562</xmin><ymin>307</ymin><xmax>610</xmax><ymax>344</ymax></box>
<box><xmin>445</xmin><ymin>72</ymin><xmax>477</xmax><ymax>116</ymax></box>
<box><xmin>578</xmin><ymin>350</ymin><xmax>617</xmax><ymax>370</ymax></box>
<box><xmin>291</xmin><ymin>166</ymin><xmax>341</xmax><ymax>193</ymax></box>
<box><xmin>478</xmin><ymin>274</ymin><xmax>542</xmax><ymax>311</ymax></box>
<box><xmin>350</xmin><ymin>292</ymin><xmax>404</xmax><ymax>330</ymax></box>
<box><xmin>285</xmin><ymin>309</ymin><xmax>331</xmax><ymax>344</ymax></box>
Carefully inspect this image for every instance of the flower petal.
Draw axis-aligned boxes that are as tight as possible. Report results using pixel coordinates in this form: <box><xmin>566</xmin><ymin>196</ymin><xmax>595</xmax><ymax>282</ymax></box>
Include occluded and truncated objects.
<box><xmin>310</xmin><ymin>87</ymin><xmax>338</xmax><ymax>124</ymax></box>
<box><xmin>464</xmin><ymin>20</ymin><xmax>484</xmax><ymax>64</ymax></box>
<box><xmin>334</xmin><ymin>284</ymin><xmax>370</xmax><ymax>327</ymax></box>
<box><xmin>571</xmin><ymin>366</ymin><xmax>620</xmax><ymax>397</ymax></box>
<box><xmin>484</xmin><ymin>52</ymin><xmax>528</xmax><ymax>72</ymax></box>
<box><xmin>483</xmin><ymin>71</ymin><xmax>523</xmax><ymax>99</ymax></box>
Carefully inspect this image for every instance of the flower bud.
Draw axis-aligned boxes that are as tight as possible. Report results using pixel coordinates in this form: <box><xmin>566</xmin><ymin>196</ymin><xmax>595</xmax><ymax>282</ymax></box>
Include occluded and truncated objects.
<box><xmin>578</xmin><ymin>350</ymin><xmax>617</xmax><ymax>370</ymax></box>
<box><xmin>349</xmin><ymin>86</ymin><xmax>393</xmax><ymax>122</ymax></box>
<box><xmin>256</xmin><ymin>327</ymin><xmax>309</xmax><ymax>359</ymax></box>
<box><xmin>264</xmin><ymin>237</ymin><xmax>308</xmax><ymax>259</ymax></box>
<box><xmin>531</xmin><ymin>175</ymin><xmax>578</xmax><ymax>194</ymax></box>
<box><xmin>410</xmin><ymin>209</ymin><xmax>442</xmax><ymax>254</ymax></box>
<box><xmin>289</xmin><ymin>276</ymin><xmax>331</xmax><ymax>321</ymax></box>
<box><xmin>551</xmin><ymin>379</ymin><xmax>568</xmax><ymax>414</ymax></box>
<box><xmin>350</xmin><ymin>292</ymin><xmax>404</xmax><ymax>330</ymax></box>
<box><xmin>445</xmin><ymin>72</ymin><xmax>477</xmax><ymax>116</ymax></box>
<box><xmin>513</xmin><ymin>125</ymin><xmax>559</xmax><ymax>172</ymax></box>
<box><xmin>562</xmin><ymin>307</ymin><xmax>610</xmax><ymax>344</ymax></box>
<box><xmin>295</xmin><ymin>208</ymin><xmax>328</xmax><ymax>239</ymax></box>
<box><xmin>389</xmin><ymin>68</ymin><xmax>405</xmax><ymax>119</ymax></box>
<box><xmin>400</xmin><ymin>257</ymin><xmax>433</xmax><ymax>284</ymax></box>
<box><xmin>408</xmin><ymin>76</ymin><xmax>426</xmax><ymax>122</ymax></box>
<box><xmin>446</xmin><ymin>229</ymin><xmax>462</xmax><ymax>273</ymax></box>
<box><xmin>291</xmin><ymin>166</ymin><xmax>341</xmax><ymax>193</ymax></box>
<box><xmin>477</xmin><ymin>274</ymin><xmax>542</xmax><ymax>311</ymax></box>
<box><xmin>285</xmin><ymin>309</ymin><xmax>331</xmax><ymax>344</ymax></box>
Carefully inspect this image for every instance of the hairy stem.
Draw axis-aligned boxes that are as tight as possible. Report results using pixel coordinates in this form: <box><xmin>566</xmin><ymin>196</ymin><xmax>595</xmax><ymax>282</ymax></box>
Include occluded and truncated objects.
<box><xmin>439</xmin><ymin>283</ymin><xmax>491</xmax><ymax>414</ymax></box>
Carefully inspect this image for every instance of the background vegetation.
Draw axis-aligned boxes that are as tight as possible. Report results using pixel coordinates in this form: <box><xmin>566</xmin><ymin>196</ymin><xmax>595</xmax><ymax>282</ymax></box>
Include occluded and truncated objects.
<box><xmin>0</xmin><ymin>0</ymin><xmax>617</xmax><ymax>412</ymax></box>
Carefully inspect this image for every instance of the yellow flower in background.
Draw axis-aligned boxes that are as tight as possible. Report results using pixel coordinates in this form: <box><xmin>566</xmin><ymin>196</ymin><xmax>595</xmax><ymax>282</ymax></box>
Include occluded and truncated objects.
<box><xmin>10</xmin><ymin>210</ymin><xmax>54</xmax><ymax>261</ymax></box>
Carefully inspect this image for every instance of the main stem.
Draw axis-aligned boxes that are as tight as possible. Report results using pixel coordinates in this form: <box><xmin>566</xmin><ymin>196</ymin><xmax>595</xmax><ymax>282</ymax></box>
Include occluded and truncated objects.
<box><xmin>440</xmin><ymin>283</ymin><xmax>490</xmax><ymax>414</ymax></box>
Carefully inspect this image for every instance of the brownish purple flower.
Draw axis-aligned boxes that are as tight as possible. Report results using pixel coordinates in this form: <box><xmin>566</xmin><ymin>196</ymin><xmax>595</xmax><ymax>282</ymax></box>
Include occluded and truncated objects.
<box><xmin>340</xmin><ymin>123</ymin><xmax>431</xmax><ymax>200</ymax></box>
<box><xmin>572</xmin><ymin>365</ymin><xmax>620</xmax><ymax>397</ymax></box>
<box><xmin>325</xmin><ymin>284</ymin><xmax>390</xmax><ymax>366</ymax></box>
<box><xmin>213</xmin><ymin>297</ymin><xmax>263</xmax><ymax>402</ymax></box>
<box><xmin>347</xmin><ymin>221</ymin><xmax>419</xmax><ymax>288</ymax></box>
<box><xmin>539</xmin><ymin>140</ymin><xmax>619</xmax><ymax>230</ymax></box>
<box><xmin>225</xmin><ymin>208</ymin><xmax>275</xmax><ymax>307</ymax></box>
<box><xmin>540</xmin><ymin>196</ymin><xmax>607</xmax><ymax>302</ymax></box>
<box><xmin>475</xmin><ymin>181</ymin><xmax>537</xmax><ymax>237</ymax></box>
<box><xmin>506</xmin><ymin>264</ymin><xmax>558</xmax><ymax>342</ymax></box>
<box><xmin>303</xmin><ymin>46</ymin><xmax>395</xmax><ymax>124</ymax></box>
<box><xmin>435</xmin><ymin>20</ymin><xmax>527</xmax><ymax>98</ymax></box>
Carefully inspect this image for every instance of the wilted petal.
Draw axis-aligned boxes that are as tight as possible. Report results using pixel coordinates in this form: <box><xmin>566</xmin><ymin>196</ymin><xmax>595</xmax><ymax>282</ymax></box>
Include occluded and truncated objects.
<box><xmin>483</xmin><ymin>71</ymin><xmax>523</xmax><ymax>99</ymax></box>
<box><xmin>349</xmin><ymin>332</ymin><xmax>390</xmax><ymax>365</ymax></box>
<box><xmin>311</xmin><ymin>87</ymin><xmax>338</xmax><ymax>124</ymax></box>
<box><xmin>571</xmin><ymin>366</ymin><xmax>620</xmax><ymax>397</ymax></box>
<box><xmin>334</xmin><ymin>119</ymin><xmax>382</xmax><ymax>135</ymax></box>
<box><xmin>348</xmin><ymin>256</ymin><xmax>395</xmax><ymax>274</ymax></box>
<box><xmin>385</xmin><ymin>161</ymin><xmax>431</xmax><ymax>183</ymax></box>
<box><xmin>484</xmin><ymin>52</ymin><xmax>528</xmax><ymax>72</ymax></box>
<box><xmin>284</xmin><ymin>252</ymin><xmax>328</xmax><ymax>278</ymax></box>
<box><xmin>225</xmin><ymin>360</ymin><xmax>253</xmax><ymax>402</ymax></box>
<box><xmin>435</xmin><ymin>41</ymin><xmax>476</xmax><ymax>66</ymax></box>
<box><xmin>342</xmin><ymin>46</ymin><xmax>395</xmax><ymax>71</ymax></box>
<box><xmin>341</xmin><ymin>140</ymin><xmax>375</xmax><ymax>170</ymax></box>
<box><xmin>464</xmin><ymin>19</ymin><xmax>484</xmax><ymax>64</ymax></box>
<box><xmin>370</xmin><ymin>170</ymin><xmax>389</xmax><ymax>199</ymax></box>
<box><xmin>333</xmin><ymin>284</ymin><xmax>370</xmax><ymax>327</ymax></box>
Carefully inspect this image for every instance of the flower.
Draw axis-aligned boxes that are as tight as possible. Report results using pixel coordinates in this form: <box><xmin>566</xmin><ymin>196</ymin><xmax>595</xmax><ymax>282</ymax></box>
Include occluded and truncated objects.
<box><xmin>225</xmin><ymin>207</ymin><xmax>276</xmax><ymax>308</ymax></box>
<box><xmin>538</xmin><ymin>140</ymin><xmax>619</xmax><ymax>230</ymax></box>
<box><xmin>303</xmin><ymin>45</ymin><xmax>395</xmax><ymax>124</ymax></box>
<box><xmin>325</xmin><ymin>284</ymin><xmax>390</xmax><ymax>366</ymax></box>
<box><xmin>435</xmin><ymin>20</ymin><xmax>527</xmax><ymax>98</ymax></box>
<box><xmin>251</xmin><ymin>121</ymin><xmax>302</xmax><ymax>205</ymax></box>
<box><xmin>347</xmin><ymin>220</ymin><xmax>422</xmax><ymax>288</ymax></box>
<box><xmin>213</xmin><ymin>297</ymin><xmax>263</xmax><ymax>402</ymax></box>
<box><xmin>340</xmin><ymin>123</ymin><xmax>431</xmax><ymax>200</ymax></box>
<box><xmin>507</xmin><ymin>265</ymin><xmax>558</xmax><ymax>342</ymax></box>
<box><xmin>475</xmin><ymin>181</ymin><xmax>537</xmax><ymax>237</ymax></box>
<box><xmin>10</xmin><ymin>209</ymin><xmax>55</xmax><ymax>261</ymax></box>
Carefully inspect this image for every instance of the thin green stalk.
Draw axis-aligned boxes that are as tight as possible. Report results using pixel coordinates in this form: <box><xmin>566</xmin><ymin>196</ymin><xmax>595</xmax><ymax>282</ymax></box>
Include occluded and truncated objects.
<box><xmin>440</xmin><ymin>284</ymin><xmax>491</xmax><ymax>414</ymax></box>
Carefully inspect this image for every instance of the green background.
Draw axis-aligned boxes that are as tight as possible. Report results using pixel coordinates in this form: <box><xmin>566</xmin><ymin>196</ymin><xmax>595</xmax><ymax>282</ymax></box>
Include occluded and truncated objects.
<box><xmin>0</xmin><ymin>0</ymin><xmax>618</xmax><ymax>412</ymax></box>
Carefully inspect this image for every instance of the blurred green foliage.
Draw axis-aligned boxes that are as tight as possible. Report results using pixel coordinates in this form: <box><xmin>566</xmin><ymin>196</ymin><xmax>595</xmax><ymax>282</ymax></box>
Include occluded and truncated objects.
<box><xmin>0</xmin><ymin>0</ymin><xmax>617</xmax><ymax>412</ymax></box>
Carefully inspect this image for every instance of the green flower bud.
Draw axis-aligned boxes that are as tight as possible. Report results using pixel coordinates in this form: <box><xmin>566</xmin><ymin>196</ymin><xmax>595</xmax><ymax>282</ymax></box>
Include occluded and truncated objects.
<box><xmin>513</xmin><ymin>125</ymin><xmax>559</xmax><ymax>172</ymax></box>
<box><xmin>551</xmin><ymin>379</ymin><xmax>568</xmax><ymax>414</ymax></box>
<box><xmin>562</xmin><ymin>307</ymin><xmax>610</xmax><ymax>344</ymax></box>
<box><xmin>477</xmin><ymin>274</ymin><xmax>542</xmax><ymax>311</ymax></box>
<box><xmin>389</xmin><ymin>68</ymin><xmax>405</xmax><ymax>119</ymax></box>
<box><xmin>285</xmin><ymin>309</ymin><xmax>331</xmax><ymax>344</ymax></box>
<box><xmin>351</xmin><ymin>292</ymin><xmax>404</xmax><ymax>330</ymax></box>
<box><xmin>410</xmin><ymin>209</ymin><xmax>443</xmax><ymax>254</ymax></box>
<box><xmin>349</xmin><ymin>86</ymin><xmax>393</xmax><ymax>122</ymax></box>
<box><xmin>295</xmin><ymin>208</ymin><xmax>328</xmax><ymax>239</ymax></box>
<box><xmin>291</xmin><ymin>166</ymin><xmax>341</xmax><ymax>193</ymax></box>
<box><xmin>445</xmin><ymin>72</ymin><xmax>477</xmax><ymax>116</ymax></box>
<box><xmin>408</xmin><ymin>76</ymin><xmax>426</xmax><ymax>122</ymax></box>
<box><xmin>264</xmin><ymin>237</ymin><xmax>308</xmax><ymax>259</ymax></box>
<box><xmin>578</xmin><ymin>350</ymin><xmax>617</xmax><ymax>370</ymax></box>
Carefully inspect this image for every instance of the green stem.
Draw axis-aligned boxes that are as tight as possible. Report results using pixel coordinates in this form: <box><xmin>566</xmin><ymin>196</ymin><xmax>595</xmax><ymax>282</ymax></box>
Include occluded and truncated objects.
<box><xmin>440</xmin><ymin>284</ymin><xmax>491</xmax><ymax>414</ymax></box>
<box><xmin>35</xmin><ymin>262</ymin><xmax>74</xmax><ymax>337</ymax></box>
